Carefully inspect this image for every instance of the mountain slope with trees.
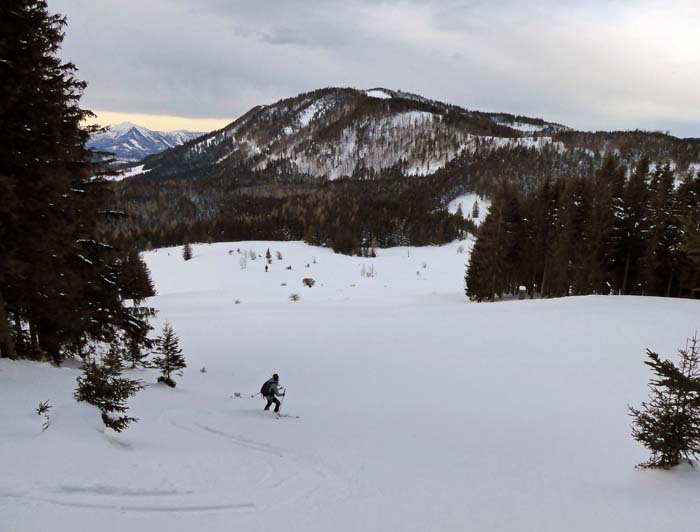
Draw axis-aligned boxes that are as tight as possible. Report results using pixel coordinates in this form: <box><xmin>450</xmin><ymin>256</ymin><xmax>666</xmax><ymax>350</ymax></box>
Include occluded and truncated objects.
<box><xmin>106</xmin><ymin>87</ymin><xmax>700</xmax><ymax>257</ymax></box>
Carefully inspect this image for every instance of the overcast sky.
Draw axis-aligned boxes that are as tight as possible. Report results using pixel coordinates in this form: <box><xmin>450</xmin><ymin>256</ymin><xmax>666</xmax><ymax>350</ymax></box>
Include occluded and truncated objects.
<box><xmin>51</xmin><ymin>0</ymin><xmax>700</xmax><ymax>136</ymax></box>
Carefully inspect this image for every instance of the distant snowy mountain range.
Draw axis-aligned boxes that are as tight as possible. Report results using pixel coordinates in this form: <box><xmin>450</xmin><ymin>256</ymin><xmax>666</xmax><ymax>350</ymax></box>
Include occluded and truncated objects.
<box><xmin>87</xmin><ymin>122</ymin><xmax>204</xmax><ymax>161</ymax></box>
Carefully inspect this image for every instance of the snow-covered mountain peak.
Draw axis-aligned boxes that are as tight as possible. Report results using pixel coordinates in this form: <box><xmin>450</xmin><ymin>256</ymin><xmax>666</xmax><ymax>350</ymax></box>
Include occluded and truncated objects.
<box><xmin>88</xmin><ymin>122</ymin><xmax>205</xmax><ymax>162</ymax></box>
<box><xmin>109</xmin><ymin>121</ymin><xmax>144</xmax><ymax>134</ymax></box>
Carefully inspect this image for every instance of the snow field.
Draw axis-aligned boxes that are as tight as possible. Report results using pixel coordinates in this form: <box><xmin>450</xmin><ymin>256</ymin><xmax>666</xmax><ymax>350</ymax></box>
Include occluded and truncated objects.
<box><xmin>365</xmin><ymin>89</ymin><xmax>392</xmax><ymax>99</ymax></box>
<box><xmin>448</xmin><ymin>193</ymin><xmax>491</xmax><ymax>225</ymax></box>
<box><xmin>1</xmin><ymin>240</ymin><xmax>700</xmax><ymax>532</ymax></box>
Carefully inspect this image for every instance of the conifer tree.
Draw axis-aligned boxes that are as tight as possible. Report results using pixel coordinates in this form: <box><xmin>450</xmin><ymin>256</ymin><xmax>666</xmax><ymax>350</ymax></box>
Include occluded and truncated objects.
<box><xmin>123</xmin><ymin>307</ymin><xmax>155</xmax><ymax>368</ymax></box>
<box><xmin>152</xmin><ymin>322</ymin><xmax>186</xmax><ymax>387</ymax></box>
<box><xmin>0</xmin><ymin>1</ymin><xmax>153</xmax><ymax>362</ymax></box>
<box><xmin>629</xmin><ymin>335</ymin><xmax>700</xmax><ymax>468</ymax></box>
<box><xmin>74</xmin><ymin>342</ymin><xmax>144</xmax><ymax>432</ymax></box>
<box><xmin>465</xmin><ymin>181</ymin><xmax>521</xmax><ymax>300</ymax></box>
<box><xmin>182</xmin><ymin>242</ymin><xmax>193</xmax><ymax>261</ymax></box>
<box><xmin>588</xmin><ymin>154</ymin><xmax>626</xmax><ymax>294</ymax></box>
<box><xmin>642</xmin><ymin>162</ymin><xmax>679</xmax><ymax>296</ymax></box>
<box><xmin>619</xmin><ymin>157</ymin><xmax>651</xmax><ymax>294</ymax></box>
<box><xmin>471</xmin><ymin>199</ymin><xmax>480</xmax><ymax>220</ymax></box>
<box><xmin>119</xmin><ymin>249</ymin><xmax>156</xmax><ymax>302</ymax></box>
<box><xmin>676</xmin><ymin>172</ymin><xmax>700</xmax><ymax>297</ymax></box>
<box><xmin>530</xmin><ymin>175</ymin><xmax>558</xmax><ymax>296</ymax></box>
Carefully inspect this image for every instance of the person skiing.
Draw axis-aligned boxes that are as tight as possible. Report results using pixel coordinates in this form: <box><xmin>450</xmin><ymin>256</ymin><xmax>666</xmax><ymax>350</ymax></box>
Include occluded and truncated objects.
<box><xmin>261</xmin><ymin>373</ymin><xmax>285</xmax><ymax>413</ymax></box>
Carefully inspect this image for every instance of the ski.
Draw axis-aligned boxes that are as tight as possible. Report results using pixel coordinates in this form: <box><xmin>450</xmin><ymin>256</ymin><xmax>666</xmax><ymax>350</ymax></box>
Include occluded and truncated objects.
<box><xmin>275</xmin><ymin>413</ymin><xmax>300</xmax><ymax>419</ymax></box>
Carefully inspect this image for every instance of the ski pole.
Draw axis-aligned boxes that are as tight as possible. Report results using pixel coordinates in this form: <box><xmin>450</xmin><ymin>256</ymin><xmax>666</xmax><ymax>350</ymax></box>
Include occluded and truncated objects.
<box><xmin>250</xmin><ymin>392</ymin><xmax>261</xmax><ymax>398</ymax></box>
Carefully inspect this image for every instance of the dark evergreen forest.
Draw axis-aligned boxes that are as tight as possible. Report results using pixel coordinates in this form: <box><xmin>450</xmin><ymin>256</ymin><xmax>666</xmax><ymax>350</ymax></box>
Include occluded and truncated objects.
<box><xmin>466</xmin><ymin>156</ymin><xmax>700</xmax><ymax>300</ymax></box>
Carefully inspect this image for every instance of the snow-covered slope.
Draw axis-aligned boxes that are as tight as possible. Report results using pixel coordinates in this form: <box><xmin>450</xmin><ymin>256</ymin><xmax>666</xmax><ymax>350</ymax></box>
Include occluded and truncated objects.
<box><xmin>2</xmin><ymin>240</ymin><xmax>700</xmax><ymax>532</ymax></box>
<box><xmin>87</xmin><ymin>122</ymin><xmax>204</xmax><ymax>162</ymax></box>
<box><xmin>142</xmin><ymin>87</ymin><xmax>568</xmax><ymax>181</ymax></box>
<box><xmin>448</xmin><ymin>193</ymin><xmax>491</xmax><ymax>225</ymax></box>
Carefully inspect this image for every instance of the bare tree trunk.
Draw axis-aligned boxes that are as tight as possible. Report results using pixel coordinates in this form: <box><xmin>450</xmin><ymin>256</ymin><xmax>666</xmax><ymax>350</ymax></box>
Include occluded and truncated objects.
<box><xmin>665</xmin><ymin>270</ymin><xmax>674</xmax><ymax>298</ymax></box>
<box><xmin>13</xmin><ymin>313</ymin><xmax>24</xmax><ymax>356</ymax></box>
<box><xmin>29</xmin><ymin>321</ymin><xmax>37</xmax><ymax>358</ymax></box>
<box><xmin>692</xmin><ymin>265</ymin><xmax>700</xmax><ymax>299</ymax></box>
<box><xmin>622</xmin><ymin>251</ymin><xmax>631</xmax><ymax>295</ymax></box>
<box><xmin>0</xmin><ymin>289</ymin><xmax>14</xmax><ymax>358</ymax></box>
<box><xmin>540</xmin><ymin>258</ymin><xmax>549</xmax><ymax>298</ymax></box>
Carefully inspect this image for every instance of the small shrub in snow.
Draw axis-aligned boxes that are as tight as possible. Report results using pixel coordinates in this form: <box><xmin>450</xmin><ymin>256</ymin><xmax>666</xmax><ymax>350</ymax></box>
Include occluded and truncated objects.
<box><xmin>152</xmin><ymin>322</ymin><xmax>187</xmax><ymax>388</ymax></box>
<box><xmin>276</xmin><ymin>251</ymin><xmax>283</xmax><ymax>260</ymax></box>
<box><xmin>302</xmin><ymin>278</ymin><xmax>316</xmax><ymax>288</ymax></box>
<box><xmin>281</xmin><ymin>283</ymin><xmax>287</xmax><ymax>286</ymax></box>
<box><xmin>421</xmin><ymin>261</ymin><xmax>427</xmax><ymax>269</ymax></box>
<box><xmin>266</xmin><ymin>248</ymin><xmax>272</xmax><ymax>264</ymax></box>
<box><xmin>36</xmin><ymin>400</ymin><xmax>52</xmax><ymax>432</ymax></box>
<box><xmin>235</xmin><ymin>299</ymin><xmax>241</xmax><ymax>304</ymax></box>
<box><xmin>182</xmin><ymin>242</ymin><xmax>193</xmax><ymax>261</ymax></box>
<box><xmin>361</xmin><ymin>264</ymin><xmax>376</xmax><ymax>278</ymax></box>
<box><xmin>289</xmin><ymin>293</ymin><xmax>301</xmax><ymax>301</ymax></box>
<box><xmin>629</xmin><ymin>334</ymin><xmax>700</xmax><ymax>469</ymax></box>
<box><xmin>239</xmin><ymin>255</ymin><xmax>247</xmax><ymax>269</ymax></box>
<box><xmin>200</xmin><ymin>367</ymin><xmax>207</xmax><ymax>373</ymax></box>
<box><xmin>285</xmin><ymin>265</ymin><xmax>292</xmax><ymax>270</ymax></box>
<box><xmin>457</xmin><ymin>245</ymin><xmax>465</xmax><ymax>254</ymax></box>
<box><xmin>249</xmin><ymin>249</ymin><xmax>257</xmax><ymax>260</ymax></box>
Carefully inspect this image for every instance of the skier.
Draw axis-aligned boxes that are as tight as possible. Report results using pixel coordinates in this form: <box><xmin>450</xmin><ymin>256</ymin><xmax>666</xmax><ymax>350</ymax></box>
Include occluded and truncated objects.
<box><xmin>261</xmin><ymin>373</ymin><xmax>285</xmax><ymax>413</ymax></box>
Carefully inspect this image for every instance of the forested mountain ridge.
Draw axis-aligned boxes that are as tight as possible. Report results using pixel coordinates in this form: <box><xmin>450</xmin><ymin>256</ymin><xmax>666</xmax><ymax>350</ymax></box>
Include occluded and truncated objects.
<box><xmin>137</xmin><ymin>87</ymin><xmax>570</xmax><ymax>182</ymax></box>
<box><xmin>135</xmin><ymin>87</ymin><xmax>699</xmax><ymax>185</ymax></box>
<box><xmin>107</xmin><ymin>87</ymin><xmax>700</xmax><ymax>255</ymax></box>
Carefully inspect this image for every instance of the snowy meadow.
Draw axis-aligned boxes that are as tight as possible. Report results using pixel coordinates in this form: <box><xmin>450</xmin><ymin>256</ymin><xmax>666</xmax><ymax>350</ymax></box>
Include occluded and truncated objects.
<box><xmin>2</xmin><ymin>240</ymin><xmax>700</xmax><ymax>532</ymax></box>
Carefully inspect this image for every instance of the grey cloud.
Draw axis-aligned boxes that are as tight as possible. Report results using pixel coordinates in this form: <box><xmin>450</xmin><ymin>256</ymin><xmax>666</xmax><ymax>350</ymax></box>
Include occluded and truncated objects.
<box><xmin>50</xmin><ymin>0</ymin><xmax>700</xmax><ymax>136</ymax></box>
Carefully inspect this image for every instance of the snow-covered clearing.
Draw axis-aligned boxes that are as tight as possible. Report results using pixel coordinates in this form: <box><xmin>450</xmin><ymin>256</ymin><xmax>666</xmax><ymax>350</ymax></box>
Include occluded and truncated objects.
<box><xmin>2</xmin><ymin>240</ymin><xmax>700</xmax><ymax>532</ymax></box>
<box><xmin>108</xmin><ymin>164</ymin><xmax>150</xmax><ymax>182</ymax></box>
<box><xmin>448</xmin><ymin>193</ymin><xmax>490</xmax><ymax>225</ymax></box>
<box><xmin>365</xmin><ymin>89</ymin><xmax>392</xmax><ymax>99</ymax></box>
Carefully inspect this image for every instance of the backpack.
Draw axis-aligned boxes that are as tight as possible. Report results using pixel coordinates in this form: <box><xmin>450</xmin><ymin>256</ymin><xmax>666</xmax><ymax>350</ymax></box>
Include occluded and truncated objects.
<box><xmin>260</xmin><ymin>379</ymin><xmax>273</xmax><ymax>396</ymax></box>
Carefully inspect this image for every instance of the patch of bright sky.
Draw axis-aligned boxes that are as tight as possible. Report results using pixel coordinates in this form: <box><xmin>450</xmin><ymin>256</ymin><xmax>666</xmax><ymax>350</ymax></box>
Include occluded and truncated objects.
<box><xmin>89</xmin><ymin>110</ymin><xmax>230</xmax><ymax>132</ymax></box>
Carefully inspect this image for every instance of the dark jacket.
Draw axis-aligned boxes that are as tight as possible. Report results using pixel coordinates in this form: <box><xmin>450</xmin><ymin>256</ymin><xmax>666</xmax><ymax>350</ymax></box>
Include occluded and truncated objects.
<box><xmin>264</xmin><ymin>378</ymin><xmax>283</xmax><ymax>397</ymax></box>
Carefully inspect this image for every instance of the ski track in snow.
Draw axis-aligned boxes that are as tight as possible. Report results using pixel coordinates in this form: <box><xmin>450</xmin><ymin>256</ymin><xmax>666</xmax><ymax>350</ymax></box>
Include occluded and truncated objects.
<box><xmin>157</xmin><ymin>405</ymin><xmax>354</xmax><ymax>510</ymax></box>
<box><xmin>0</xmin><ymin>491</ymin><xmax>256</xmax><ymax>513</ymax></box>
